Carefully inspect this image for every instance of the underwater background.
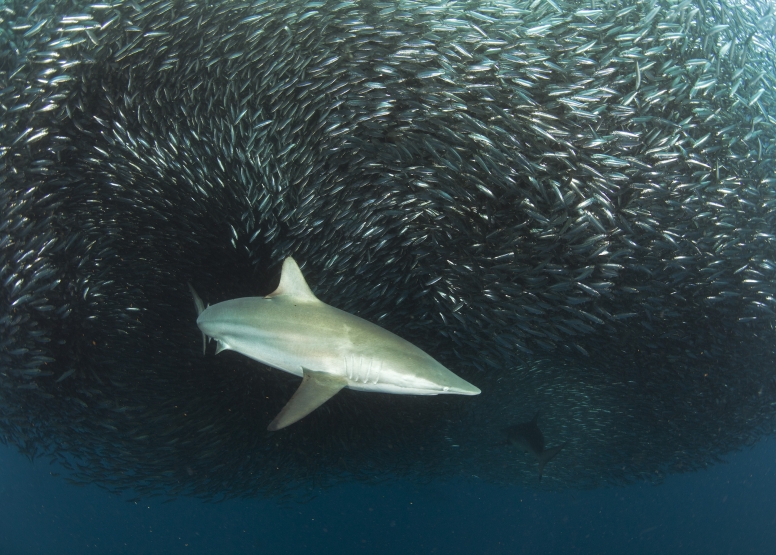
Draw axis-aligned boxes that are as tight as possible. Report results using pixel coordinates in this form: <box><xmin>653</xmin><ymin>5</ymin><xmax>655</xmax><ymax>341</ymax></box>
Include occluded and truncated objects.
<box><xmin>2</xmin><ymin>0</ymin><xmax>776</xmax><ymax>552</ymax></box>
<box><xmin>2</xmin><ymin>439</ymin><xmax>775</xmax><ymax>554</ymax></box>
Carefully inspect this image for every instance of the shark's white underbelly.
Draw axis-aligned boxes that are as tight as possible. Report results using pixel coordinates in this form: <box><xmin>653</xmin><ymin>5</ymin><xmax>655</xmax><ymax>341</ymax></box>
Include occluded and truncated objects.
<box><xmin>226</xmin><ymin>334</ymin><xmax>439</xmax><ymax>395</ymax></box>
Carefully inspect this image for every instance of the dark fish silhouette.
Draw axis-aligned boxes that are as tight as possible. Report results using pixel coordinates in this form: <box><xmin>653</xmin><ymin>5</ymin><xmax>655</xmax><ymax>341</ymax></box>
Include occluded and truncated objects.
<box><xmin>503</xmin><ymin>412</ymin><xmax>566</xmax><ymax>480</ymax></box>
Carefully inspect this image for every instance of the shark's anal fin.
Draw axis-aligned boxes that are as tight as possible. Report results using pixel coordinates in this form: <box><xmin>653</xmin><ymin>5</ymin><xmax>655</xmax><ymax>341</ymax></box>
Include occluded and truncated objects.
<box><xmin>267</xmin><ymin>369</ymin><xmax>347</xmax><ymax>431</ymax></box>
<box><xmin>538</xmin><ymin>443</ymin><xmax>567</xmax><ymax>481</ymax></box>
<box><xmin>188</xmin><ymin>283</ymin><xmax>207</xmax><ymax>355</ymax></box>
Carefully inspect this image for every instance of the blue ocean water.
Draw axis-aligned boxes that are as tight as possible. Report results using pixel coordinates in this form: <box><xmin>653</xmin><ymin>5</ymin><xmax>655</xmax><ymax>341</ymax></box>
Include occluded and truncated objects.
<box><xmin>2</xmin><ymin>438</ymin><xmax>774</xmax><ymax>554</ymax></box>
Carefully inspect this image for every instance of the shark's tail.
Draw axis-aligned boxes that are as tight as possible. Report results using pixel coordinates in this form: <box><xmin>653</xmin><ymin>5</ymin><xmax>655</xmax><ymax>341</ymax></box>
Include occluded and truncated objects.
<box><xmin>538</xmin><ymin>443</ymin><xmax>566</xmax><ymax>481</ymax></box>
<box><xmin>188</xmin><ymin>283</ymin><xmax>207</xmax><ymax>355</ymax></box>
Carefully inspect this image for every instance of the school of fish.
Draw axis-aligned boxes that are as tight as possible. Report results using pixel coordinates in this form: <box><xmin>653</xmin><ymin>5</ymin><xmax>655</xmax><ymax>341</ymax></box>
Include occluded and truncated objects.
<box><xmin>1</xmin><ymin>0</ymin><xmax>775</xmax><ymax>498</ymax></box>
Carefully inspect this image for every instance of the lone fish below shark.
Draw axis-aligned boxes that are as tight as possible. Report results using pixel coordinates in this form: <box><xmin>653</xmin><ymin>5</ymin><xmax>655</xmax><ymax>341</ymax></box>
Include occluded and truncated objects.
<box><xmin>503</xmin><ymin>411</ymin><xmax>566</xmax><ymax>480</ymax></box>
<box><xmin>189</xmin><ymin>257</ymin><xmax>480</xmax><ymax>430</ymax></box>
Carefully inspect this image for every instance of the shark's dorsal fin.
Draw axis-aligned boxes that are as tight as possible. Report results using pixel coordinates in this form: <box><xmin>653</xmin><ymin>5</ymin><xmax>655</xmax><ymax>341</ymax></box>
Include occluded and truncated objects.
<box><xmin>267</xmin><ymin>369</ymin><xmax>347</xmax><ymax>431</ymax></box>
<box><xmin>266</xmin><ymin>257</ymin><xmax>319</xmax><ymax>302</ymax></box>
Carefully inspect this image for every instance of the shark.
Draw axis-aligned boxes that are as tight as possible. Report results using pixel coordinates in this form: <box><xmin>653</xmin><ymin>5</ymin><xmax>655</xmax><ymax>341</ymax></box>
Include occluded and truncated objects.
<box><xmin>189</xmin><ymin>257</ymin><xmax>481</xmax><ymax>430</ymax></box>
<box><xmin>502</xmin><ymin>411</ymin><xmax>566</xmax><ymax>480</ymax></box>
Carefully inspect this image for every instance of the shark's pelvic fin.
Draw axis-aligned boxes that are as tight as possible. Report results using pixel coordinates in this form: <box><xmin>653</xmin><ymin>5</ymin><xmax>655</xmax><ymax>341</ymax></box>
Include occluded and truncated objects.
<box><xmin>188</xmin><ymin>283</ymin><xmax>207</xmax><ymax>355</ymax></box>
<box><xmin>265</xmin><ymin>257</ymin><xmax>319</xmax><ymax>302</ymax></box>
<box><xmin>214</xmin><ymin>340</ymin><xmax>229</xmax><ymax>355</ymax></box>
<box><xmin>268</xmin><ymin>369</ymin><xmax>348</xmax><ymax>431</ymax></box>
<box><xmin>537</xmin><ymin>442</ymin><xmax>566</xmax><ymax>481</ymax></box>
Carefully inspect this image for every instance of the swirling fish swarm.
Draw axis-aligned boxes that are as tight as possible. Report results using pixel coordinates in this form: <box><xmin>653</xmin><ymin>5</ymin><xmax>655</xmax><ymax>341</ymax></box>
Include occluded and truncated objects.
<box><xmin>1</xmin><ymin>0</ymin><xmax>775</xmax><ymax>498</ymax></box>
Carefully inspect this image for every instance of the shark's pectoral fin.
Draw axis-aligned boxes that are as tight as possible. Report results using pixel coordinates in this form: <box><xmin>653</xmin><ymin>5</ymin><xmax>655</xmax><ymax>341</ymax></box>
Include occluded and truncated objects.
<box><xmin>267</xmin><ymin>369</ymin><xmax>347</xmax><ymax>431</ymax></box>
<box><xmin>537</xmin><ymin>443</ymin><xmax>566</xmax><ymax>481</ymax></box>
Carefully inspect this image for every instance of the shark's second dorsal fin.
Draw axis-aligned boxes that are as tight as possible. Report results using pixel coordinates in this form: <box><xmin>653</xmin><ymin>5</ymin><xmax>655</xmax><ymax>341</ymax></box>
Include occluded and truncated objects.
<box><xmin>266</xmin><ymin>257</ymin><xmax>319</xmax><ymax>302</ymax></box>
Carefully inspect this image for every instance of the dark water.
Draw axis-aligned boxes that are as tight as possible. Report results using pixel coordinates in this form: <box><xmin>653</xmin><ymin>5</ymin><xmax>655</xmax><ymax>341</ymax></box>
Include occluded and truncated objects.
<box><xmin>2</xmin><ymin>439</ymin><xmax>774</xmax><ymax>554</ymax></box>
<box><xmin>2</xmin><ymin>0</ymin><xmax>776</xmax><ymax>552</ymax></box>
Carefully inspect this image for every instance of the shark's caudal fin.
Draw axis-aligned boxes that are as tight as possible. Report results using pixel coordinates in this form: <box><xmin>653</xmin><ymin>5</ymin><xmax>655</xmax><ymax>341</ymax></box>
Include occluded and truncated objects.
<box><xmin>537</xmin><ymin>443</ymin><xmax>567</xmax><ymax>481</ymax></box>
<box><xmin>188</xmin><ymin>283</ymin><xmax>207</xmax><ymax>355</ymax></box>
<box><xmin>268</xmin><ymin>369</ymin><xmax>348</xmax><ymax>431</ymax></box>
